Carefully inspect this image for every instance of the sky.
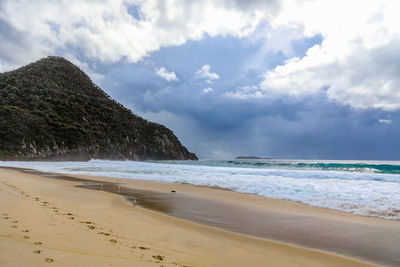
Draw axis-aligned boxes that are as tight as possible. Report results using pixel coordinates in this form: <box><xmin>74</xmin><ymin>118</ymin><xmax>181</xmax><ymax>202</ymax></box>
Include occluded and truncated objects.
<box><xmin>1</xmin><ymin>0</ymin><xmax>400</xmax><ymax>160</ymax></box>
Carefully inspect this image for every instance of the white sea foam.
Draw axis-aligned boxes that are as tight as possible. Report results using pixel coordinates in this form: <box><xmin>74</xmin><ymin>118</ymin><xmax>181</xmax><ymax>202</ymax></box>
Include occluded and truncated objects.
<box><xmin>1</xmin><ymin>159</ymin><xmax>399</xmax><ymax>220</ymax></box>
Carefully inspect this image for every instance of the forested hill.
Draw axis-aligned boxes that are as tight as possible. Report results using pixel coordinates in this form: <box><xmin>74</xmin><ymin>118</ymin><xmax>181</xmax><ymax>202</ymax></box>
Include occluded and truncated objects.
<box><xmin>0</xmin><ymin>56</ymin><xmax>198</xmax><ymax>161</ymax></box>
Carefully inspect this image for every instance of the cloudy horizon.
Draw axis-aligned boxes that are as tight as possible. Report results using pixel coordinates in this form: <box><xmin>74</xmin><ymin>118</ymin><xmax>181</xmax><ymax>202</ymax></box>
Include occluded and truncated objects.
<box><xmin>1</xmin><ymin>0</ymin><xmax>400</xmax><ymax>160</ymax></box>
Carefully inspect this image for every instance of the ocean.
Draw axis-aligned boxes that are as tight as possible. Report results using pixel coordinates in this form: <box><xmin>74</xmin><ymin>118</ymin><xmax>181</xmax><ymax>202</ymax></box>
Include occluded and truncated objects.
<box><xmin>1</xmin><ymin>159</ymin><xmax>399</xmax><ymax>220</ymax></box>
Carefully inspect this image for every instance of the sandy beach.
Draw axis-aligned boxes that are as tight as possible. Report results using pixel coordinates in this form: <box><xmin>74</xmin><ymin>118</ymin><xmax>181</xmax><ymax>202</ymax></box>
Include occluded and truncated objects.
<box><xmin>0</xmin><ymin>167</ymin><xmax>397</xmax><ymax>266</ymax></box>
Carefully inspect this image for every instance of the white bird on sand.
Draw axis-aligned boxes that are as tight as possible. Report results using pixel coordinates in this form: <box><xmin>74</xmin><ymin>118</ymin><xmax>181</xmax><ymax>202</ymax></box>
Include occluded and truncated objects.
<box><xmin>133</xmin><ymin>199</ymin><xmax>136</xmax><ymax>206</ymax></box>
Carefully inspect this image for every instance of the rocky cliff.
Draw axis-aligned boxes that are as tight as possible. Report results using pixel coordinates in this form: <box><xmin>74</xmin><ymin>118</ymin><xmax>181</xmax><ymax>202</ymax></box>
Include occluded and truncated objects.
<box><xmin>0</xmin><ymin>56</ymin><xmax>198</xmax><ymax>161</ymax></box>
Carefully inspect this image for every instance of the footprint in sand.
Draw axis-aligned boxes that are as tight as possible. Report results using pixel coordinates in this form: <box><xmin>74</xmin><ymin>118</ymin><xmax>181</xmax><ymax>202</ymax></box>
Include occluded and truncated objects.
<box><xmin>11</xmin><ymin>225</ymin><xmax>18</xmax><ymax>228</ymax></box>
<box><xmin>152</xmin><ymin>255</ymin><xmax>165</xmax><ymax>261</ymax></box>
<box><xmin>80</xmin><ymin>221</ymin><xmax>94</xmax><ymax>224</ymax></box>
<box><xmin>109</xmin><ymin>239</ymin><xmax>117</xmax><ymax>244</ymax></box>
<box><xmin>11</xmin><ymin>220</ymin><xmax>18</xmax><ymax>223</ymax></box>
<box><xmin>33</xmin><ymin>250</ymin><xmax>41</xmax><ymax>254</ymax></box>
<box><xmin>44</xmin><ymin>258</ymin><xmax>54</xmax><ymax>263</ymax></box>
<box><xmin>23</xmin><ymin>236</ymin><xmax>30</xmax><ymax>239</ymax></box>
<box><xmin>22</xmin><ymin>230</ymin><xmax>29</xmax><ymax>233</ymax></box>
<box><xmin>34</xmin><ymin>242</ymin><xmax>42</xmax><ymax>245</ymax></box>
<box><xmin>3</xmin><ymin>217</ymin><xmax>9</xmax><ymax>220</ymax></box>
<box><xmin>139</xmin><ymin>246</ymin><xmax>150</xmax><ymax>250</ymax></box>
<box><xmin>87</xmin><ymin>225</ymin><xmax>95</xmax><ymax>230</ymax></box>
<box><xmin>98</xmin><ymin>232</ymin><xmax>111</xmax><ymax>236</ymax></box>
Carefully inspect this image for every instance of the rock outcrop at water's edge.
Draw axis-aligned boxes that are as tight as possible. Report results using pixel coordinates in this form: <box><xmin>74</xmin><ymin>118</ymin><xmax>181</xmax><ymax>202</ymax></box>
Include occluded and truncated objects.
<box><xmin>0</xmin><ymin>56</ymin><xmax>198</xmax><ymax>161</ymax></box>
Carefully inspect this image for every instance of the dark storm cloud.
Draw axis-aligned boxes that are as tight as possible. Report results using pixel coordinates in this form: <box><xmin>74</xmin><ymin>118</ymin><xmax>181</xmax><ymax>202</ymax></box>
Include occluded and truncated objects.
<box><xmin>93</xmin><ymin>32</ymin><xmax>400</xmax><ymax>160</ymax></box>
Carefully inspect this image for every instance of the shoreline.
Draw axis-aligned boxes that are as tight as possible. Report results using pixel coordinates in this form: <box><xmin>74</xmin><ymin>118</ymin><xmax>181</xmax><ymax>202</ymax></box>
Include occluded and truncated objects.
<box><xmin>1</xmin><ymin>167</ymin><xmax>398</xmax><ymax>266</ymax></box>
<box><xmin>1</xmin><ymin>159</ymin><xmax>399</xmax><ymax>222</ymax></box>
<box><xmin>11</xmin><ymin>166</ymin><xmax>397</xmax><ymax>222</ymax></box>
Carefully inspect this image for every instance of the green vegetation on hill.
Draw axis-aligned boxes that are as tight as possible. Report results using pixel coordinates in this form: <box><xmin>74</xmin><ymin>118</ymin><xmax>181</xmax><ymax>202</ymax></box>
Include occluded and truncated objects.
<box><xmin>0</xmin><ymin>56</ymin><xmax>197</xmax><ymax>161</ymax></box>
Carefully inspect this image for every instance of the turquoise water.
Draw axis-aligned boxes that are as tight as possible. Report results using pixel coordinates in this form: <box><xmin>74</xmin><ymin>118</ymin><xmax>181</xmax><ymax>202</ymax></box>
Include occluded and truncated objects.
<box><xmin>156</xmin><ymin>159</ymin><xmax>400</xmax><ymax>174</ymax></box>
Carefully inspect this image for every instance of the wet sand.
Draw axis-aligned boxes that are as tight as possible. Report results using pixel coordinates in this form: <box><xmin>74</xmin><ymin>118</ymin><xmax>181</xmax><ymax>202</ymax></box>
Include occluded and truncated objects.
<box><xmin>1</xmin><ymin>167</ymin><xmax>395</xmax><ymax>266</ymax></box>
<box><xmin>78</xmin><ymin>180</ymin><xmax>400</xmax><ymax>266</ymax></box>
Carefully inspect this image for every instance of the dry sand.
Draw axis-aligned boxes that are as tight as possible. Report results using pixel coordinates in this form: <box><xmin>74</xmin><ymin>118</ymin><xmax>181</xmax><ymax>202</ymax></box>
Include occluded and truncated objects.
<box><xmin>0</xmin><ymin>167</ymin><xmax>387</xmax><ymax>266</ymax></box>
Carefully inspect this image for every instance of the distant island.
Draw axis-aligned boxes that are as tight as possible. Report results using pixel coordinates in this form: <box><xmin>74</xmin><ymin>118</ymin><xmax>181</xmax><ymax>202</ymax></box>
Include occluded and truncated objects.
<box><xmin>235</xmin><ymin>156</ymin><xmax>272</xmax><ymax>160</ymax></box>
<box><xmin>0</xmin><ymin>56</ymin><xmax>197</xmax><ymax>161</ymax></box>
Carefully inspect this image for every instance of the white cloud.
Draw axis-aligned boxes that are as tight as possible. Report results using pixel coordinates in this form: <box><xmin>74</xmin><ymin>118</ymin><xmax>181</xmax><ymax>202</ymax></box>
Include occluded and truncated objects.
<box><xmin>379</xmin><ymin>119</ymin><xmax>392</xmax><ymax>124</ymax></box>
<box><xmin>155</xmin><ymin>67</ymin><xmax>178</xmax><ymax>81</ymax></box>
<box><xmin>203</xmin><ymin>87</ymin><xmax>213</xmax><ymax>93</ymax></box>
<box><xmin>0</xmin><ymin>0</ymin><xmax>275</xmax><ymax>71</ymax></box>
<box><xmin>225</xmin><ymin>86</ymin><xmax>263</xmax><ymax>99</ymax></box>
<box><xmin>256</xmin><ymin>0</ymin><xmax>400</xmax><ymax>111</ymax></box>
<box><xmin>195</xmin><ymin>65</ymin><xmax>219</xmax><ymax>83</ymax></box>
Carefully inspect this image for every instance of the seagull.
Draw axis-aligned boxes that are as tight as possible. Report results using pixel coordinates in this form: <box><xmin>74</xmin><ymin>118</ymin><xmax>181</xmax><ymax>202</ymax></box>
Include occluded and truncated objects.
<box><xmin>133</xmin><ymin>199</ymin><xmax>136</xmax><ymax>207</ymax></box>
